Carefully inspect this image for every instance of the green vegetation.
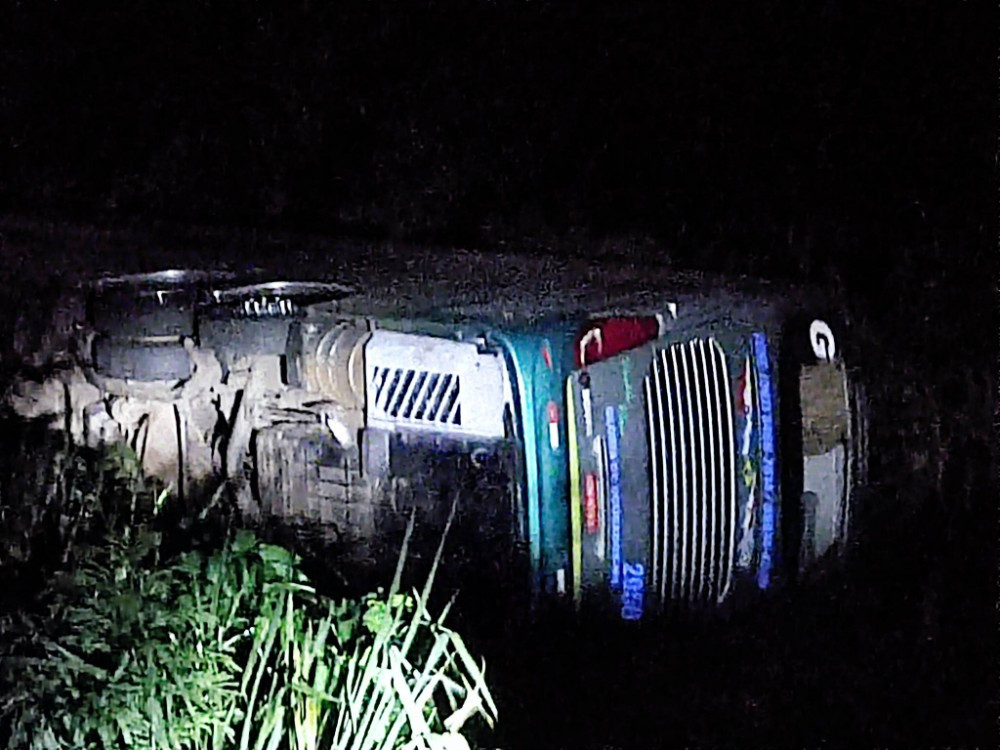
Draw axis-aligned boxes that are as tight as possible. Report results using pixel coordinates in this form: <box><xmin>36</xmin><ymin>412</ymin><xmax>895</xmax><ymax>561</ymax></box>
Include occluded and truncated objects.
<box><xmin>0</xmin><ymin>436</ymin><xmax>497</xmax><ymax>750</ymax></box>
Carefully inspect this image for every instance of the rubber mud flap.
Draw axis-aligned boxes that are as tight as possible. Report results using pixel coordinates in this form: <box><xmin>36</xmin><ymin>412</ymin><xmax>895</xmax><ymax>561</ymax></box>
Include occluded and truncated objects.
<box><xmin>253</xmin><ymin>424</ymin><xmax>376</xmax><ymax>547</ymax></box>
<box><xmin>93</xmin><ymin>336</ymin><xmax>192</xmax><ymax>381</ymax></box>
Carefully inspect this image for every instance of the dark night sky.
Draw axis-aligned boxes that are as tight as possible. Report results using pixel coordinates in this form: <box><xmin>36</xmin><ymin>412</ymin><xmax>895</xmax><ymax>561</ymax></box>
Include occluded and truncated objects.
<box><xmin>0</xmin><ymin>0</ymin><xmax>992</xmax><ymax>283</ymax></box>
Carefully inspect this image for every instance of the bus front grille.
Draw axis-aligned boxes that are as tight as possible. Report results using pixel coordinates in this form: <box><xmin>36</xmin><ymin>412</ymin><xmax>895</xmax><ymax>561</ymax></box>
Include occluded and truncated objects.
<box><xmin>644</xmin><ymin>337</ymin><xmax>737</xmax><ymax>606</ymax></box>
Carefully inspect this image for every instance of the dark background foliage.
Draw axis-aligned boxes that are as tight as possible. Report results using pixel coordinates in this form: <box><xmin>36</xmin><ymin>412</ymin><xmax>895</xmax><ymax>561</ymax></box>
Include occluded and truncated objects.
<box><xmin>0</xmin><ymin>1</ymin><xmax>991</xmax><ymax>275</ymax></box>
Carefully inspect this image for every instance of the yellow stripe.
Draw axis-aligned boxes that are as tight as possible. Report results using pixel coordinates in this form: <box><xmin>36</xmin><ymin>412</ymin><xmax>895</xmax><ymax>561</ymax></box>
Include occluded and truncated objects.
<box><xmin>566</xmin><ymin>376</ymin><xmax>583</xmax><ymax>608</ymax></box>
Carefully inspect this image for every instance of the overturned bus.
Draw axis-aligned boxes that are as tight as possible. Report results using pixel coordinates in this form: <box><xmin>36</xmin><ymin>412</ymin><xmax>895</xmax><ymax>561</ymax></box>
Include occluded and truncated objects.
<box><xmin>8</xmin><ymin>251</ymin><xmax>869</xmax><ymax>619</ymax></box>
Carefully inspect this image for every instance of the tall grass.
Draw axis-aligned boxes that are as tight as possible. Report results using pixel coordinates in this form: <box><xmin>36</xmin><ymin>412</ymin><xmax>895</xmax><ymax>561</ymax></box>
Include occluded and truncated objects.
<box><xmin>0</xmin><ymin>437</ymin><xmax>497</xmax><ymax>750</ymax></box>
<box><xmin>0</xmin><ymin>421</ymin><xmax>169</xmax><ymax>585</ymax></box>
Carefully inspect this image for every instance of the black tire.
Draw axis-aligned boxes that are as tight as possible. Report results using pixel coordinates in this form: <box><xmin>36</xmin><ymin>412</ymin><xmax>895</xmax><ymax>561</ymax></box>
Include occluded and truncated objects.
<box><xmin>92</xmin><ymin>336</ymin><xmax>192</xmax><ymax>381</ymax></box>
<box><xmin>199</xmin><ymin>316</ymin><xmax>295</xmax><ymax>362</ymax></box>
<box><xmin>89</xmin><ymin>290</ymin><xmax>197</xmax><ymax>339</ymax></box>
<box><xmin>86</xmin><ymin>270</ymin><xmax>225</xmax><ymax>339</ymax></box>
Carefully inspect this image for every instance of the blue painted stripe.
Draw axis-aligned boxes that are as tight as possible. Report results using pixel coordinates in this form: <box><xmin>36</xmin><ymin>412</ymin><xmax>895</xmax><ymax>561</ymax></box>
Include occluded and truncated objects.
<box><xmin>605</xmin><ymin>405</ymin><xmax>623</xmax><ymax>589</ymax></box>
<box><xmin>752</xmin><ymin>332</ymin><xmax>778</xmax><ymax>590</ymax></box>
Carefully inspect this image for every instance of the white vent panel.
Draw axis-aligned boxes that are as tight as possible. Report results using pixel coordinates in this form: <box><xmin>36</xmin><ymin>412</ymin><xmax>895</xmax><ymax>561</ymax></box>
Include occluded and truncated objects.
<box><xmin>364</xmin><ymin>330</ymin><xmax>506</xmax><ymax>439</ymax></box>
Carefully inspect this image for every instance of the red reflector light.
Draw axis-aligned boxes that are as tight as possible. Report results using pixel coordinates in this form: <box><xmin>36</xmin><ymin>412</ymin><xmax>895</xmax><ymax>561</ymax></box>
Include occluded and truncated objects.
<box><xmin>547</xmin><ymin>400</ymin><xmax>560</xmax><ymax>450</ymax></box>
<box><xmin>547</xmin><ymin>401</ymin><xmax>559</xmax><ymax>424</ymax></box>
<box><xmin>584</xmin><ymin>472</ymin><xmax>599</xmax><ymax>533</ymax></box>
